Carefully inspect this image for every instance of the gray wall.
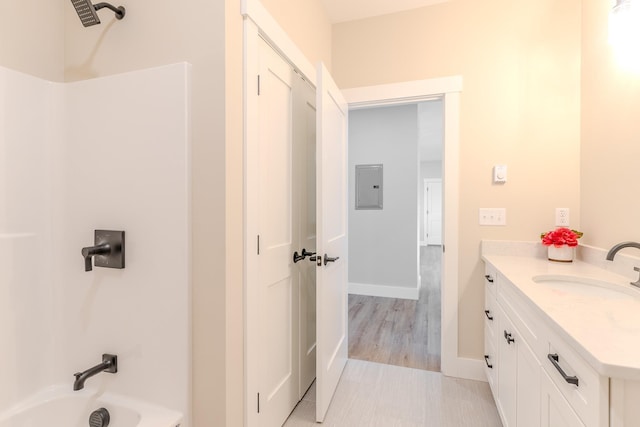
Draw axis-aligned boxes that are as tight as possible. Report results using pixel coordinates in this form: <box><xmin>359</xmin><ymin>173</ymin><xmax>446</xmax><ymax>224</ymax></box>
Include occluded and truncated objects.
<box><xmin>348</xmin><ymin>104</ymin><xmax>419</xmax><ymax>297</ymax></box>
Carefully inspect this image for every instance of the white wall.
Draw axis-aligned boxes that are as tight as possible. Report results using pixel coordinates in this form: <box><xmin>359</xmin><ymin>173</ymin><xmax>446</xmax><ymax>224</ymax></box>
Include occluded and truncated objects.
<box><xmin>419</xmin><ymin>161</ymin><xmax>442</xmax><ymax>242</ymax></box>
<box><xmin>349</xmin><ymin>104</ymin><xmax>419</xmax><ymax>299</ymax></box>
<box><xmin>0</xmin><ymin>67</ymin><xmax>55</xmax><ymax>409</ymax></box>
<box><xmin>0</xmin><ymin>65</ymin><xmax>191</xmax><ymax>423</ymax></box>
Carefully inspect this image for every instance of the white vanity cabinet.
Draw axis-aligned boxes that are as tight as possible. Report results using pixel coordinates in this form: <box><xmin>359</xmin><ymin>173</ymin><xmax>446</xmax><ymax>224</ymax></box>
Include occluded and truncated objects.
<box><xmin>484</xmin><ymin>260</ymin><xmax>608</xmax><ymax>427</ymax></box>
<box><xmin>487</xmin><ymin>269</ymin><xmax>540</xmax><ymax>427</ymax></box>
<box><xmin>540</xmin><ymin>369</ymin><xmax>585</xmax><ymax>427</ymax></box>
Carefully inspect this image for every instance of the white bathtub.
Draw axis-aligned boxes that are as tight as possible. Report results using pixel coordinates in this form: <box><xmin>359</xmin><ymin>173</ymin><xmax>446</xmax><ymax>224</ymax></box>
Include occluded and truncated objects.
<box><xmin>0</xmin><ymin>386</ymin><xmax>183</xmax><ymax>427</ymax></box>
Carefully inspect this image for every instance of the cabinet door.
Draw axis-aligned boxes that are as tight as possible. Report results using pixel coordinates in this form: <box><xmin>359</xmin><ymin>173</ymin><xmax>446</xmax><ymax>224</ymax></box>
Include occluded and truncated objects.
<box><xmin>497</xmin><ymin>305</ymin><xmax>541</xmax><ymax>427</ymax></box>
<box><xmin>541</xmin><ymin>370</ymin><xmax>586</xmax><ymax>427</ymax></box>
<box><xmin>516</xmin><ymin>334</ymin><xmax>540</xmax><ymax>427</ymax></box>
<box><xmin>496</xmin><ymin>306</ymin><xmax>517</xmax><ymax>427</ymax></box>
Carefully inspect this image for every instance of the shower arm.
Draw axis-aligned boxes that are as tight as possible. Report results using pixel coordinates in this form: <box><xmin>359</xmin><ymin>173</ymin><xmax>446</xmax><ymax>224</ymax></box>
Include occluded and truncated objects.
<box><xmin>94</xmin><ymin>2</ymin><xmax>126</xmax><ymax>19</ymax></box>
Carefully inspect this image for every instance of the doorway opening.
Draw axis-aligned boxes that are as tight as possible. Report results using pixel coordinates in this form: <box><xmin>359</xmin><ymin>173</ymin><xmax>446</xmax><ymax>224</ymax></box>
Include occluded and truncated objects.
<box><xmin>346</xmin><ymin>99</ymin><xmax>444</xmax><ymax>372</ymax></box>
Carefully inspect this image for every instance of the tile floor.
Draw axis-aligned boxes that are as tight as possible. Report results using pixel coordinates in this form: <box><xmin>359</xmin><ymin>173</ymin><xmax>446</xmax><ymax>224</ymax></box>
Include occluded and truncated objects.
<box><xmin>283</xmin><ymin>359</ymin><xmax>502</xmax><ymax>426</ymax></box>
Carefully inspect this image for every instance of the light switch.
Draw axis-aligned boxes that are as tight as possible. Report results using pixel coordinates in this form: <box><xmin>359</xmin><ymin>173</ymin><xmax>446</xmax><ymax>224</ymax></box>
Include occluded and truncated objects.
<box><xmin>479</xmin><ymin>208</ymin><xmax>507</xmax><ymax>226</ymax></box>
<box><xmin>493</xmin><ymin>165</ymin><xmax>507</xmax><ymax>183</ymax></box>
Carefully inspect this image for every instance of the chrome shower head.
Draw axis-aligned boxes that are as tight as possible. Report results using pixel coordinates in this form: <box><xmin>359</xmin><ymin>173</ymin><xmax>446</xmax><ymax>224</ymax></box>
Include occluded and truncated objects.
<box><xmin>70</xmin><ymin>0</ymin><xmax>126</xmax><ymax>27</ymax></box>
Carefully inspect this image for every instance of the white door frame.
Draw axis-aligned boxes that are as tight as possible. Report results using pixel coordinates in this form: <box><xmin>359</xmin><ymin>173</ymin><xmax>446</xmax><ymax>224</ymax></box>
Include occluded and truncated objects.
<box><xmin>243</xmin><ymin>8</ymin><xmax>483</xmax><ymax>427</ymax></box>
<box><xmin>344</xmin><ymin>79</ymin><xmax>482</xmax><ymax>381</ymax></box>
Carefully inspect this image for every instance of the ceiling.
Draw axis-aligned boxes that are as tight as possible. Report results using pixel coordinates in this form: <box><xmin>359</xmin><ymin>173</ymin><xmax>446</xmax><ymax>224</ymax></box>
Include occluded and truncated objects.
<box><xmin>320</xmin><ymin>0</ymin><xmax>449</xmax><ymax>23</ymax></box>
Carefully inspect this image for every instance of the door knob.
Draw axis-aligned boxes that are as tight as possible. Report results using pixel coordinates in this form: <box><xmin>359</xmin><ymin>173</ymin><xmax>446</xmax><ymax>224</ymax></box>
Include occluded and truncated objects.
<box><xmin>323</xmin><ymin>254</ymin><xmax>340</xmax><ymax>266</ymax></box>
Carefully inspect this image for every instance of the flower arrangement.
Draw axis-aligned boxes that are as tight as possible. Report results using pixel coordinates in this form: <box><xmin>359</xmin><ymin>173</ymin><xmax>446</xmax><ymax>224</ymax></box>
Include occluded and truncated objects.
<box><xmin>540</xmin><ymin>227</ymin><xmax>583</xmax><ymax>247</ymax></box>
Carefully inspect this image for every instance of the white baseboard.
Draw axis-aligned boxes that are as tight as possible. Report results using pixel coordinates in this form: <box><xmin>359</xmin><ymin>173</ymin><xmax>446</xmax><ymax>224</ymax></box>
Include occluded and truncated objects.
<box><xmin>349</xmin><ymin>282</ymin><xmax>419</xmax><ymax>300</ymax></box>
<box><xmin>441</xmin><ymin>356</ymin><xmax>486</xmax><ymax>382</ymax></box>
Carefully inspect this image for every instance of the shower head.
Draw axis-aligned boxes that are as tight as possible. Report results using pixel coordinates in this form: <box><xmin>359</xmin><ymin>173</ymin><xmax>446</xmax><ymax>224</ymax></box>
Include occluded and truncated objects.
<box><xmin>70</xmin><ymin>0</ymin><xmax>126</xmax><ymax>27</ymax></box>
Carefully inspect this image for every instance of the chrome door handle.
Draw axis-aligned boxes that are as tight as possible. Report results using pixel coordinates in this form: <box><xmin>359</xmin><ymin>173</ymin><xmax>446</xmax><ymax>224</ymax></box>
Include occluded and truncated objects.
<box><xmin>323</xmin><ymin>254</ymin><xmax>340</xmax><ymax>266</ymax></box>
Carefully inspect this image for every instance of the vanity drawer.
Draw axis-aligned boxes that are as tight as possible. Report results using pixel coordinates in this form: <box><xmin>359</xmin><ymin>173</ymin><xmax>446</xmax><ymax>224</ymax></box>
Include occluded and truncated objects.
<box><xmin>543</xmin><ymin>330</ymin><xmax>608</xmax><ymax>427</ymax></box>
<box><xmin>484</xmin><ymin>264</ymin><xmax>498</xmax><ymax>296</ymax></box>
<box><xmin>484</xmin><ymin>326</ymin><xmax>498</xmax><ymax>395</ymax></box>
<box><xmin>497</xmin><ymin>278</ymin><xmax>542</xmax><ymax>357</ymax></box>
<box><xmin>484</xmin><ymin>280</ymin><xmax>497</xmax><ymax>322</ymax></box>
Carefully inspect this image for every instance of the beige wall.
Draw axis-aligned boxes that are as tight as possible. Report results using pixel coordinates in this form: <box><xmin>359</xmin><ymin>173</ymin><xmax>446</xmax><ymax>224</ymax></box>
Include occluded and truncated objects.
<box><xmin>581</xmin><ymin>1</ymin><xmax>640</xmax><ymax>248</ymax></box>
<box><xmin>332</xmin><ymin>0</ymin><xmax>582</xmax><ymax>358</ymax></box>
<box><xmin>0</xmin><ymin>0</ymin><xmax>64</xmax><ymax>81</ymax></box>
<box><xmin>260</xmin><ymin>0</ymin><xmax>332</xmax><ymax>70</ymax></box>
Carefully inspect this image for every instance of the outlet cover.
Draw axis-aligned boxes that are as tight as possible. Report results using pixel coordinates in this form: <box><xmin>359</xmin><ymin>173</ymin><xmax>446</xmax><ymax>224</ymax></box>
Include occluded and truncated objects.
<box><xmin>555</xmin><ymin>208</ymin><xmax>570</xmax><ymax>227</ymax></box>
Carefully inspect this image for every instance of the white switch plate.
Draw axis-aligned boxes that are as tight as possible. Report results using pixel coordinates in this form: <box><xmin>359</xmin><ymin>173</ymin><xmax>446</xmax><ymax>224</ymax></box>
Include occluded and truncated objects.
<box><xmin>493</xmin><ymin>165</ymin><xmax>507</xmax><ymax>183</ymax></box>
<box><xmin>479</xmin><ymin>208</ymin><xmax>507</xmax><ymax>226</ymax></box>
<box><xmin>556</xmin><ymin>208</ymin><xmax>570</xmax><ymax>226</ymax></box>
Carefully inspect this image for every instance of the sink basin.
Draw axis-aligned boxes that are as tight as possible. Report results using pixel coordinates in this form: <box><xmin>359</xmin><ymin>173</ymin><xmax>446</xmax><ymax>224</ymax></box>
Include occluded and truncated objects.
<box><xmin>532</xmin><ymin>274</ymin><xmax>640</xmax><ymax>300</ymax></box>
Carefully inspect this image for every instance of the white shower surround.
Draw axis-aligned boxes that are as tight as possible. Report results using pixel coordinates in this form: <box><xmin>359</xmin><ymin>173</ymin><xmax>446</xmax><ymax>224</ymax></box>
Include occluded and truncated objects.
<box><xmin>0</xmin><ymin>64</ymin><xmax>191</xmax><ymax>424</ymax></box>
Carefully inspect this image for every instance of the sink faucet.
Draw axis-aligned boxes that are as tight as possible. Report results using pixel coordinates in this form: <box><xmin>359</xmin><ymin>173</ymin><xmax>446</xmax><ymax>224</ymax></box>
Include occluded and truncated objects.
<box><xmin>606</xmin><ymin>241</ymin><xmax>640</xmax><ymax>288</ymax></box>
<box><xmin>73</xmin><ymin>354</ymin><xmax>118</xmax><ymax>391</ymax></box>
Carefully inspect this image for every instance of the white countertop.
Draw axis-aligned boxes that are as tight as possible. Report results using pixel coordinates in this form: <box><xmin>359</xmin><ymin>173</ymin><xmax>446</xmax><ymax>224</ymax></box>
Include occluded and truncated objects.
<box><xmin>482</xmin><ymin>252</ymin><xmax>640</xmax><ymax>380</ymax></box>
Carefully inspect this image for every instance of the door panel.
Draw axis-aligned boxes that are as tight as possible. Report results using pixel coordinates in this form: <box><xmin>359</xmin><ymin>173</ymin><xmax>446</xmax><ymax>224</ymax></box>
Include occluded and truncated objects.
<box><xmin>293</xmin><ymin>73</ymin><xmax>317</xmax><ymax>398</ymax></box>
<box><xmin>426</xmin><ymin>180</ymin><xmax>442</xmax><ymax>245</ymax></box>
<box><xmin>256</xmin><ymin>37</ymin><xmax>299</xmax><ymax>427</ymax></box>
<box><xmin>316</xmin><ymin>62</ymin><xmax>348</xmax><ymax>423</ymax></box>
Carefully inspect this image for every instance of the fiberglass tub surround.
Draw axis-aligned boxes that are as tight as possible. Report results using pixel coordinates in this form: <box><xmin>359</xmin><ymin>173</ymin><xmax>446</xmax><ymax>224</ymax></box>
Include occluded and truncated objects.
<box><xmin>0</xmin><ymin>64</ymin><xmax>191</xmax><ymax>425</ymax></box>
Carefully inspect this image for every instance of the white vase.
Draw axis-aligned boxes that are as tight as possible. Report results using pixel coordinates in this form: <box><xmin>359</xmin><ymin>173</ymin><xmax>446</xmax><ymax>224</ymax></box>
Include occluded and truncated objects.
<box><xmin>548</xmin><ymin>245</ymin><xmax>574</xmax><ymax>262</ymax></box>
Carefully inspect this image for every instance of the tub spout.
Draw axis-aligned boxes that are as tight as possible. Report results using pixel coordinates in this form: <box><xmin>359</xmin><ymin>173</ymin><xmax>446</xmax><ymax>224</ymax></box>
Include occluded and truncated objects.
<box><xmin>73</xmin><ymin>354</ymin><xmax>117</xmax><ymax>391</ymax></box>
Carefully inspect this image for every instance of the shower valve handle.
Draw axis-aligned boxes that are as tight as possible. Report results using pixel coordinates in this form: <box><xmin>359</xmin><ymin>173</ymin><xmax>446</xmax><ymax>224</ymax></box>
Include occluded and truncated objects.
<box><xmin>81</xmin><ymin>244</ymin><xmax>111</xmax><ymax>271</ymax></box>
<box><xmin>81</xmin><ymin>230</ymin><xmax>125</xmax><ymax>272</ymax></box>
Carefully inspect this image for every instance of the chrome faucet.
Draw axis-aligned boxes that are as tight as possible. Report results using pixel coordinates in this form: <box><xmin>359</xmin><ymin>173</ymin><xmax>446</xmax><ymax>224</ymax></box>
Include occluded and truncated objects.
<box><xmin>73</xmin><ymin>354</ymin><xmax>118</xmax><ymax>391</ymax></box>
<box><xmin>606</xmin><ymin>241</ymin><xmax>640</xmax><ymax>288</ymax></box>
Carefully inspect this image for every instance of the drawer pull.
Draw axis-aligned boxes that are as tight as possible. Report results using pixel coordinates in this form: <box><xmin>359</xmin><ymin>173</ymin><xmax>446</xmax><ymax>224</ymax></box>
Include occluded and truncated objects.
<box><xmin>484</xmin><ymin>310</ymin><xmax>494</xmax><ymax>320</ymax></box>
<box><xmin>547</xmin><ymin>353</ymin><xmax>579</xmax><ymax>387</ymax></box>
<box><xmin>484</xmin><ymin>274</ymin><xmax>494</xmax><ymax>283</ymax></box>
<box><xmin>484</xmin><ymin>355</ymin><xmax>493</xmax><ymax>369</ymax></box>
<box><xmin>504</xmin><ymin>330</ymin><xmax>515</xmax><ymax>344</ymax></box>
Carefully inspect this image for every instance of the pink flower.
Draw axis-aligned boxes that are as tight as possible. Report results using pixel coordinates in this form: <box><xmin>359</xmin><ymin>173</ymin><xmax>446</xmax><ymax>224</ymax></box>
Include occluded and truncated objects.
<box><xmin>540</xmin><ymin>227</ymin><xmax>583</xmax><ymax>247</ymax></box>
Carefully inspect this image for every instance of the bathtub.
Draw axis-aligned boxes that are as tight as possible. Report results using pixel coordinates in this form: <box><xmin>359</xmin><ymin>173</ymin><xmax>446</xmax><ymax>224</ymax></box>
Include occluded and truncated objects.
<box><xmin>0</xmin><ymin>386</ymin><xmax>183</xmax><ymax>427</ymax></box>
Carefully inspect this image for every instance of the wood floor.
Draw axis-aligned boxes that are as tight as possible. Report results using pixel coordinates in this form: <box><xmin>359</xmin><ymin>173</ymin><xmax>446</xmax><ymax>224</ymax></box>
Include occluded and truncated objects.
<box><xmin>348</xmin><ymin>245</ymin><xmax>442</xmax><ymax>371</ymax></box>
<box><xmin>283</xmin><ymin>359</ymin><xmax>501</xmax><ymax>427</ymax></box>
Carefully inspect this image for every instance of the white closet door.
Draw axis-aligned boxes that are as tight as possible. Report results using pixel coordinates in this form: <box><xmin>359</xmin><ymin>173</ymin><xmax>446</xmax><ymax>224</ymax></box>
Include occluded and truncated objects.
<box><xmin>254</xmin><ymin>37</ymin><xmax>299</xmax><ymax>427</ymax></box>
<box><xmin>315</xmin><ymin>62</ymin><xmax>349</xmax><ymax>423</ymax></box>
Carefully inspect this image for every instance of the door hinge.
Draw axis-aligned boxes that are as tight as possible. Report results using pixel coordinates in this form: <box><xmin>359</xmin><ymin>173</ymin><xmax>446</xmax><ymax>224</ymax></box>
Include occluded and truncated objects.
<box><xmin>257</xmin><ymin>392</ymin><xmax>260</xmax><ymax>413</ymax></box>
<box><xmin>257</xmin><ymin>235</ymin><xmax>260</xmax><ymax>255</ymax></box>
<box><xmin>257</xmin><ymin>75</ymin><xmax>261</xmax><ymax>95</ymax></box>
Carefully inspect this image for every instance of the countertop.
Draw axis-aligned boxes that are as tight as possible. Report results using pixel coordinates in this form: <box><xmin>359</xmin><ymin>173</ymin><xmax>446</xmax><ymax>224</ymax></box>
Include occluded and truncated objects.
<box><xmin>482</xmin><ymin>253</ymin><xmax>640</xmax><ymax>380</ymax></box>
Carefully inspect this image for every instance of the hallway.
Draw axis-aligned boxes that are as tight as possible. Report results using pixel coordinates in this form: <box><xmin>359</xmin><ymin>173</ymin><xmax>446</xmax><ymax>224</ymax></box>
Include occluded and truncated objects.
<box><xmin>348</xmin><ymin>245</ymin><xmax>441</xmax><ymax>371</ymax></box>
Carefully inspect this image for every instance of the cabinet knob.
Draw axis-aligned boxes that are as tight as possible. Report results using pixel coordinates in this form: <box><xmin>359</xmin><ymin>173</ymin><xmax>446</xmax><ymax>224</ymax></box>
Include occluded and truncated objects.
<box><xmin>503</xmin><ymin>330</ymin><xmax>515</xmax><ymax>344</ymax></box>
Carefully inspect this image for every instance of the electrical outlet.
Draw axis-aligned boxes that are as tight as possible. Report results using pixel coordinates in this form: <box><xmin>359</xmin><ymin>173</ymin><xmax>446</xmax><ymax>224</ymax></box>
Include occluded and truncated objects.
<box><xmin>556</xmin><ymin>208</ymin><xmax>570</xmax><ymax>227</ymax></box>
<box><xmin>479</xmin><ymin>208</ymin><xmax>507</xmax><ymax>226</ymax></box>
